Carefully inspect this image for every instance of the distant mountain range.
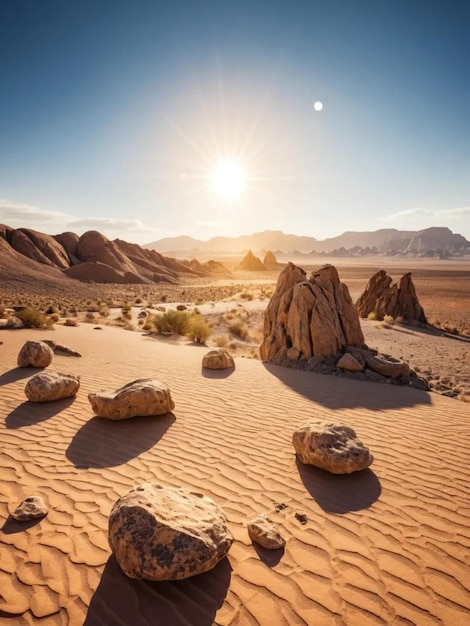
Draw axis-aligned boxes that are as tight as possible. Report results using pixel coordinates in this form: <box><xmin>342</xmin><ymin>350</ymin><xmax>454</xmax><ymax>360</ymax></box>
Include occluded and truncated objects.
<box><xmin>145</xmin><ymin>227</ymin><xmax>470</xmax><ymax>259</ymax></box>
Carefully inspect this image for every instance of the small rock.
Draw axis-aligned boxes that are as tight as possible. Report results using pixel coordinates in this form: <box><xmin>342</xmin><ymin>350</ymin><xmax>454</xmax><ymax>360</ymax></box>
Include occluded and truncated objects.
<box><xmin>337</xmin><ymin>353</ymin><xmax>364</xmax><ymax>372</ymax></box>
<box><xmin>247</xmin><ymin>514</ymin><xmax>285</xmax><ymax>550</ymax></box>
<box><xmin>176</xmin><ymin>304</ymin><xmax>187</xmax><ymax>311</ymax></box>
<box><xmin>293</xmin><ymin>421</ymin><xmax>373</xmax><ymax>474</ymax></box>
<box><xmin>274</xmin><ymin>502</ymin><xmax>288</xmax><ymax>513</ymax></box>
<box><xmin>11</xmin><ymin>496</ymin><xmax>48</xmax><ymax>521</ymax></box>
<box><xmin>108</xmin><ymin>483</ymin><xmax>233</xmax><ymax>580</ymax></box>
<box><xmin>44</xmin><ymin>340</ymin><xmax>82</xmax><ymax>357</ymax></box>
<box><xmin>88</xmin><ymin>378</ymin><xmax>174</xmax><ymax>419</ymax></box>
<box><xmin>93</xmin><ymin>326</ymin><xmax>102</xmax><ymax>330</ymax></box>
<box><xmin>17</xmin><ymin>341</ymin><xmax>53</xmax><ymax>368</ymax></box>
<box><xmin>202</xmin><ymin>348</ymin><xmax>235</xmax><ymax>370</ymax></box>
<box><xmin>295</xmin><ymin>512</ymin><xmax>308</xmax><ymax>525</ymax></box>
<box><xmin>25</xmin><ymin>371</ymin><xmax>80</xmax><ymax>402</ymax></box>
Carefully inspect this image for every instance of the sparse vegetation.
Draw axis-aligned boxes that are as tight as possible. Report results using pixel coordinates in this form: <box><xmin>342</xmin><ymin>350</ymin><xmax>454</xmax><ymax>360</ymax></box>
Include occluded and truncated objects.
<box><xmin>187</xmin><ymin>315</ymin><xmax>211</xmax><ymax>344</ymax></box>
<box><xmin>15</xmin><ymin>307</ymin><xmax>51</xmax><ymax>328</ymax></box>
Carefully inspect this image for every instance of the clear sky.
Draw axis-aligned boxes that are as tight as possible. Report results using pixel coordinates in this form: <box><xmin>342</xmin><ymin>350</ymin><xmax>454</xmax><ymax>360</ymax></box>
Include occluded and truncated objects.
<box><xmin>1</xmin><ymin>0</ymin><xmax>469</xmax><ymax>243</ymax></box>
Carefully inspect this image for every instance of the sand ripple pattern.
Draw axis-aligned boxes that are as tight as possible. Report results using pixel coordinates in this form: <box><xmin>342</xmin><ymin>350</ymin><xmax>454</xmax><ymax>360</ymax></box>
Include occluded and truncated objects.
<box><xmin>0</xmin><ymin>325</ymin><xmax>469</xmax><ymax>625</ymax></box>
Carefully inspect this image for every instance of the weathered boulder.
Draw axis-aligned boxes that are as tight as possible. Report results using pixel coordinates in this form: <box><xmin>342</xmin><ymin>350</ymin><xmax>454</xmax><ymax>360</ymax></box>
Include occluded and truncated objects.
<box><xmin>202</xmin><ymin>348</ymin><xmax>235</xmax><ymax>370</ymax></box>
<box><xmin>25</xmin><ymin>371</ymin><xmax>80</xmax><ymax>402</ymax></box>
<box><xmin>11</xmin><ymin>495</ymin><xmax>48</xmax><ymax>521</ymax></box>
<box><xmin>356</xmin><ymin>270</ymin><xmax>426</xmax><ymax>322</ymax></box>
<box><xmin>337</xmin><ymin>353</ymin><xmax>364</xmax><ymax>372</ymax></box>
<box><xmin>263</xmin><ymin>250</ymin><xmax>279</xmax><ymax>269</ymax></box>
<box><xmin>108</xmin><ymin>483</ymin><xmax>233</xmax><ymax>580</ymax></box>
<box><xmin>237</xmin><ymin>250</ymin><xmax>266</xmax><ymax>271</ymax></box>
<box><xmin>293</xmin><ymin>422</ymin><xmax>373</xmax><ymax>474</ymax></box>
<box><xmin>260</xmin><ymin>263</ymin><xmax>365</xmax><ymax>363</ymax></box>
<box><xmin>88</xmin><ymin>378</ymin><xmax>174</xmax><ymax>419</ymax></box>
<box><xmin>43</xmin><ymin>340</ymin><xmax>82</xmax><ymax>357</ymax></box>
<box><xmin>365</xmin><ymin>354</ymin><xmax>410</xmax><ymax>379</ymax></box>
<box><xmin>247</xmin><ymin>514</ymin><xmax>286</xmax><ymax>550</ymax></box>
<box><xmin>17</xmin><ymin>340</ymin><xmax>54</xmax><ymax>368</ymax></box>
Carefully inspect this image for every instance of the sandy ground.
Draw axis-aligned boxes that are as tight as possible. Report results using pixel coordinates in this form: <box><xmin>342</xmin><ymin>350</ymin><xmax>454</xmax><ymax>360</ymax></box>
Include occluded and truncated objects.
<box><xmin>1</xmin><ymin>323</ymin><xmax>470</xmax><ymax>625</ymax></box>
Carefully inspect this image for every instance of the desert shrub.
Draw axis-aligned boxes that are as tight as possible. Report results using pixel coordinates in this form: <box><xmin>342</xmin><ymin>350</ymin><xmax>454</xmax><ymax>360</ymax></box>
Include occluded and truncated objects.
<box><xmin>367</xmin><ymin>311</ymin><xmax>377</xmax><ymax>321</ymax></box>
<box><xmin>122</xmin><ymin>303</ymin><xmax>131</xmax><ymax>313</ymax></box>
<box><xmin>229</xmin><ymin>321</ymin><xmax>249</xmax><ymax>339</ymax></box>
<box><xmin>64</xmin><ymin>318</ymin><xmax>78</xmax><ymax>327</ymax></box>
<box><xmin>187</xmin><ymin>315</ymin><xmax>211</xmax><ymax>344</ymax></box>
<box><xmin>45</xmin><ymin>304</ymin><xmax>58</xmax><ymax>315</ymax></box>
<box><xmin>135</xmin><ymin>297</ymin><xmax>143</xmax><ymax>304</ymax></box>
<box><xmin>383</xmin><ymin>315</ymin><xmax>395</xmax><ymax>324</ymax></box>
<box><xmin>122</xmin><ymin>311</ymin><xmax>132</xmax><ymax>321</ymax></box>
<box><xmin>213</xmin><ymin>334</ymin><xmax>229</xmax><ymax>347</ymax></box>
<box><xmin>153</xmin><ymin>309</ymin><xmax>191</xmax><ymax>335</ymax></box>
<box><xmin>85</xmin><ymin>312</ymin><xmax>96</xmax><ymax>322</ymax></box>
<box><xmin>142</xmin><ymin>321</ymin><xmax>153</xmax><ymax>331</ymax></box>
<box><xmin>49</xmin><ymin>313</ymin><xmax>60</xmax><ymax>323</ymax></box>
<box><xmin>15</xmin><ymin>307</ymin><xmax>51</xmax><ymax>328</ymax></box>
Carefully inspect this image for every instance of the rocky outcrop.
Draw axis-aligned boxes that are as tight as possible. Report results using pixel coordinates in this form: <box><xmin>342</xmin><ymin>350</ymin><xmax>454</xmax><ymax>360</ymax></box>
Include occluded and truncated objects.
<box><xmin>237</xmin><ymin>250</ymin><xmax>266</xmax><ymax>271</ymax></box>
<box><xmin>25</xmin><ymin>371</ymin><xmax>80</xmax><ymax>402</ymax></box>
<box><xmin>88</xmin><ymin>378</ymin><xmax>174</xmax><ymax>419</ymax></box>
<box><xmin>293</xmin><ymin>422</ymin><xmax>373</xmax><ymax>474</ymax></box>
<box><xmin>260</xmin><ymin>263</ymin><xmax>365</xmax><ymax>363</ymax></box>
<box><xmin>17</xmin><ymin>341</ymin><xmax>54</xmax><ymax>368</ymax></box>
<box><xmin>356</xmin><ymin>270</ymin><xmax>426</xmax><ymax>322</ymax></box>
<box><xmin>43</xmin><ymin>340</ymin><xmax>81</xmax><ymax>357</ymax></box>
<box><xmin>247</xmin><ymin>514</ymin><xmax>285</xmax><ymax>549</ymax></box>
<box><xmin>202</xmin><ymin>349</ymin><xmax>235</xmax><ymax>370</ymax></box>
<box><xmin>11</xmin><ymin>496</ymin><xmax>48</xmax><ymax>521</ymax></box>
<box><xmin>108</xmin><ymin>483</ymin><xmax>233</xmax><ymax>580</ymax></box>
<box><xmin>263</xmin><ymin>250</ymin><xmax>279</xmax><ymax>269</ymax></box>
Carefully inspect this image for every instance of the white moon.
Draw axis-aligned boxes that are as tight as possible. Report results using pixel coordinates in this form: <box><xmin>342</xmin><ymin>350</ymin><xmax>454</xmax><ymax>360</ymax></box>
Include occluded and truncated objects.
<box><xmin>314</xmin><ymin>101</ymin><xmax>323</xmax><ymax>111</ymax></box>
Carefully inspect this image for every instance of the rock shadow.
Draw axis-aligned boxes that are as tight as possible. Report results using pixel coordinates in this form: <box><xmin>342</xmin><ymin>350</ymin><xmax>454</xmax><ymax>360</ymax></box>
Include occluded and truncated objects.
<box><xmin>0</xmin><ymin>367</ymin><xmax>34</xmax><ymax>386</ymax></box>
<box><xmin>66</xmin><ymin>412</ymin><xmax>176</xmax><ymax>469</ymax></box>
<box><xmin>252</xmin><ymin>542</ymin><xmax>284</xmax><ymax>567</ymax></box>
<box><xmin>1</xmin><ymin>515</ymin><xmax>45</xmax><ymax>534</ymax></box>
<box><xmin>296</xmin><ymin>458</ymin><xmax>381</xmax><ymax>513</ymax></box>
<box><xmin>263</xmin><ymin>362</ymin><xmax>431</xmax><ymax>411</ymax></box>
<box><xmin>6</xmin><ymin>397</ymin><xmax>75</xmax><ymax>429</ymax></box>
<box><xmin>84</xmin><ymin>554</ymin><xmax>232</xmax><ymax>626</ymax></box>
<box><xmin>201</xmin><ymin>367</ymin><xmax>235</xmax><ymax>379</ymax></box>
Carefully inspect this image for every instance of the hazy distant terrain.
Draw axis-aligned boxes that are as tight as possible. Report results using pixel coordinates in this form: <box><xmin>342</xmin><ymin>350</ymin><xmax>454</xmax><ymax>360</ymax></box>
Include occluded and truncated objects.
<box><xmin>145</xmin><ymin>227</ymin><xmax>470</xmax><ymax>260</ymax></box>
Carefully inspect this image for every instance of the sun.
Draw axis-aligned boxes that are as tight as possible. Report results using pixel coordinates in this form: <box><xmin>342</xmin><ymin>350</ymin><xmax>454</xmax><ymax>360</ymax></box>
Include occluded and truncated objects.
<box><xmin>211</xmin><ymin>159</ymin><xmax>246</xmax><ymax>200</ymax></box>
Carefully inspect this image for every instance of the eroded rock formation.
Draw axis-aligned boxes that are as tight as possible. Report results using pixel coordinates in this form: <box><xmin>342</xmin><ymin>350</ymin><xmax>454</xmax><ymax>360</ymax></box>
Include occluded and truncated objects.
<box><xmin>260</xmin><ymin>263</ymin><xmax>365</xmax><ymax>363</ymax></box>
<box><xmin>237</xmin><ymin>250</ymin><xmax>266</xmax><ymax>271</ymax></box>
<box><xmin>263</xmin><ymin>250</ymin><xmax>279</xmax><ymax>269</ymax></box>
<box><xmin>108</xmin><ymin>483</ymin><xmax>233</xmax><ymax>580</ymax></box>
<box><xmin>11</xmin><ymin>496</ymin><xmax>48</xmax><ymax>521</ymax></box>
<box><xmin>356</xmin><ymin>270</ymin><xmax>426</xmax><ymax>322</ymax></box>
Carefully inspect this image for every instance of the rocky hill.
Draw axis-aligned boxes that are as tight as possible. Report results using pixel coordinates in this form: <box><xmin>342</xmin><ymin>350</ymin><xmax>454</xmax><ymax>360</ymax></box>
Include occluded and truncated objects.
<box><xmin>0</xmin><ymin>225</ymin><xmax>231</xmax><ymax>288</ymax></box>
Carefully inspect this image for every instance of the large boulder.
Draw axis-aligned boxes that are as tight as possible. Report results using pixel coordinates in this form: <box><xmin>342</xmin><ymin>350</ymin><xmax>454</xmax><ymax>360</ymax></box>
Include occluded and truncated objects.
<box><xmin>202</xmin><ymin>348</ymin><xmax>234</xmax><ymax>370</ymax></box>
<box><xmin>356</xmin><ymin>270</ymin><xmax>426</xmax><ymax>322</ymax></box>
<box><xmin>11</xmin><ymin>496</ymin><xmax>48</xmax><ymax>521</ymax></box>
<box><xmin>260</xmin><ymin>263</ymin><xmax>365</xmax><ymax>363</ymax></box>
<box><xmin>17</xmin><ymin>340</ymin><xmax>54</xmax><ymax>368</ymax></box>
<box><xmin>25</xmin><ymin>371</ymin><xmax>80</xmax><ymax>402</ymax></box>
<box><xmin>88</xmin><ymin>379</ymin><xmax>174</xmax><ymax>419</ymax></box>
<box><xmin>293</xmin><ymin>422</ymin><xmax>373</xmax><ymax>474</ymax></box>
<box><xmin>108</xmin><ymin>483</ymin><xmax>233</xmax><ymax>580</ymax></box>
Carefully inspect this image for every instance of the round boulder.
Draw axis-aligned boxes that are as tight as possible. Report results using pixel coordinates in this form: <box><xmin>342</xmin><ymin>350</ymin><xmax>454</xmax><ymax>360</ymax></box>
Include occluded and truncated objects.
<box><xmin>202</xmin><ymin>348</ymin><xmax>234</xmax><ymax>370</ymax></box>
<box><xmin>88</xmin><ymin>378</ymin><xmax>174</xmax><ymax>420</ymax></box>
<box><xmin>293</xmin><ymin>421</ymin><xmax>373</xmax><ymax>474</ymax></box>
<box><xmin>25</xmin><ymin>371</ymin><xmax>80</xmax><ymax>402</ymax></box>
<box><xmin>17</xmin><ymin>340</ymin><xmax>53</xmax><ymax>368</ymax></box>
<box><xmin>108</xmin><ymin>483</ymin><xmax>233</xmax><ymax>580</ymax></box>
<box><xmin>247</xmin><ymin>514</ymin><xmax>285</xmax><ymax>550</ymax></box>
<box><xmin>11</xmin><ymin>495</ymin><xmax>48</xmax><ymax>521</ymax></box>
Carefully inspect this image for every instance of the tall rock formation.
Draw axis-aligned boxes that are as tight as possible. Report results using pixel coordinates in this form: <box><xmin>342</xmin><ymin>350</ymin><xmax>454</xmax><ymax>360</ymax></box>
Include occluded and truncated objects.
<box><xmin>355</xmin><ymin>270</ymin><xmax>427</xmax><ymax>322</ymax></box>
<box><xmin>237</xmin><ymin>250</ymin><xmax>266</xmax><ymax>271</ymax></box>
<box><xmin>260</xmin><ymin>263</ymin><xmax>365</xmax><ymax>363</ymax></box>
<box><xmin>263</xmin><ymin>250</ymin><xmax>279</xmax><ymax>269</ymax></box>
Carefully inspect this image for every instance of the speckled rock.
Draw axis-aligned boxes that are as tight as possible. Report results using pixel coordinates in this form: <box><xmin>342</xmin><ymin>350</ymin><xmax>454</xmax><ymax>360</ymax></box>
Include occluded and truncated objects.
<box><xmin>202</xmin><ymin>348</ymin><xmax>235</xmax><ymax>370</ymax></box>
<box><xmin>247</xmin><ymin>514</ymin><xmax>286</xmax><ymax>549</ymax></box>
<box><xmin>17</xmin><ymin>341</ymin><xmax>53</xmax><ymax>368</ymax></box>
<box><xmin>25</xmin><ymin>371</ymin><xmax>80</xmax><ymax>402</ymax></box>
<box><xmin>88</xmin><ymin>378</ymin><xmax>174</xmax><ymax>419</ymax></box>
<box><xmin>11</xmin><ymin>496</ymin><xmax>48</xmax><ymax>521</ymax></box>
<box><xmin>293</xmin><ymin>422</ymin><xmax>373</xmax><ymax>474</ymax></box>
<box><xmin>108</xmin><ymin>483</ymin><xmax>233</xmax><ymax>580</ymax></box>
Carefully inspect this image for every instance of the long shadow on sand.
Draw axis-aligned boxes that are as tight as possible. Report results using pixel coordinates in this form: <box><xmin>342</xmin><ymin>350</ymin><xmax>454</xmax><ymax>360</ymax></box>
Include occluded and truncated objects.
<box><xmin>6</xmin><ymin>397</ymin><xmax>75</xmax><ymax>429</ymax></box>
<box><xmin>1</xmin><ymin>515</ymin><xmax>45</xmax><ymax>534</ymax></box>
<box><xmin>263</xmin><ymin>363</ymin><xmax>431</xmax><ymax>411</ymax></box>
<box><xmin>0</xmin><ymin>367</ymin><xmax>34</xmax><ymax>386</ymax></box>
<box><xmin>296</xmin><ymin>458</ymin><xmax>381</xmax><ymax>513</ymax></box>
<box><xmin>84</xmin><ymin>555</ymin><xmax>232</xmax><ymax>626</ymax></box>
<box><xmin>66</xmin><ymin>412</ymin><xmax>175</xmax><ymax>469</ymax></box>
<box><xmin>201</xmin><ymin>367</ymin><xmax>235</xmax><ymax>379</ymax></box>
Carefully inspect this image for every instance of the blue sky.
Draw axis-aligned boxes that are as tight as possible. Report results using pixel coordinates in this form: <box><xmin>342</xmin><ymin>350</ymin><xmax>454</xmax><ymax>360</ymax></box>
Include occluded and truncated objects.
<box><xmin>1</xmin><ymin>0</ymin><xmax>469</xmax><ymax>243</ymax></box>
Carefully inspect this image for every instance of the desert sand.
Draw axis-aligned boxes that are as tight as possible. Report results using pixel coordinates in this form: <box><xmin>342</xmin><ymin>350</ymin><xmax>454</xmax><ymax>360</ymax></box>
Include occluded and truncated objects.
<box><xmin>1</xmin><ymin>322</ymin><xmax>470</xmax><ymax>625</ymax></box>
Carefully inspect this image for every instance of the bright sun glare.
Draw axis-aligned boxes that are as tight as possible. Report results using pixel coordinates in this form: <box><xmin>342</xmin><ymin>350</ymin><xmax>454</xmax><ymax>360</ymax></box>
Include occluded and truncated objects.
<box><xmin>211</xmin><ymin>160</ymin><xmax>246</xmax><ymax>200</ymax></box>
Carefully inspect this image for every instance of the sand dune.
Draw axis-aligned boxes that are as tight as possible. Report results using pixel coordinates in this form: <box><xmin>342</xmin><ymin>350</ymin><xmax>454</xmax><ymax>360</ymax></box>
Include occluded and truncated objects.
<box><xmin>1</xmin><ymin>324</ymin><xmax>469</xmax><ymax>625</ymax></box>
